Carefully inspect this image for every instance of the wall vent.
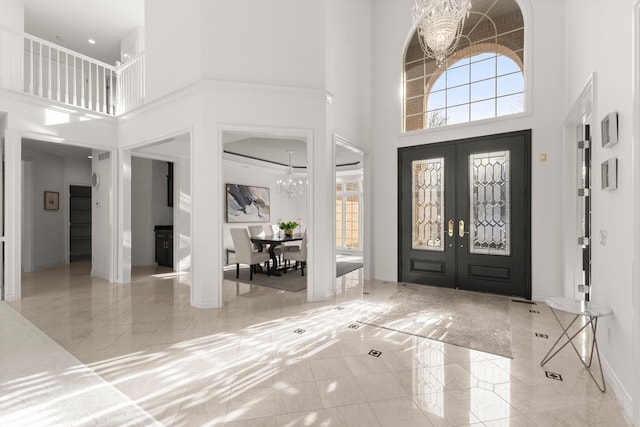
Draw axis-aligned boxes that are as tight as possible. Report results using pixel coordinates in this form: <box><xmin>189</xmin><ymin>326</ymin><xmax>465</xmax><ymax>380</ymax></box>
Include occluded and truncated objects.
<box><xmin>98</xmin><ymin>152</ymin><xmax>110</xmax><ymax>161</ymax></box>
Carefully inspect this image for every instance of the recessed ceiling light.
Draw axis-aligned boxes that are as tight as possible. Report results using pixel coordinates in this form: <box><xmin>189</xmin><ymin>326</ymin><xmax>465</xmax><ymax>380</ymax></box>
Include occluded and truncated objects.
<box><xmin>88</xmin><ymin>38</ymin><xmax>96</xmax><ymax>44</ymax></box>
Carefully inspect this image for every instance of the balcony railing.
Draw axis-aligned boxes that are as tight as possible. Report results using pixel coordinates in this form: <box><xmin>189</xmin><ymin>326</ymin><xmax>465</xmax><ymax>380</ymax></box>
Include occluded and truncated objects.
<box><xmin>0</xmin><ymin>27</ymin><xmax>144</xmax><ymax>116</ymax></box>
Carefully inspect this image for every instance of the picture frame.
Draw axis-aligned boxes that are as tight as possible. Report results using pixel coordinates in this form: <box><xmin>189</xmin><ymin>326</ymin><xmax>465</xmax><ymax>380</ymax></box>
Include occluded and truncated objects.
<box><xmin>44</xmin><ymin>191</ymin><xmax>59</xmax><ymax>210</ymax></box>
<box><xmin>226</xmin><ymin>183</ymin><xmax>270</xmax><ymax>223</ymax></box>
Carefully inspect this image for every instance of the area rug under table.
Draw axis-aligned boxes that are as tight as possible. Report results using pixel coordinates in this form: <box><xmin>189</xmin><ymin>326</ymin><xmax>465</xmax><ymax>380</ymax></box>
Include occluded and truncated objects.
<box><xmin>358</xmin><ymin>283</ymin><xmax>514</xmax><ymax>358</ymax></box>
<box><xmin>223</xmin><ymin>261</ymin><xmax>363</xmax><ymax>292</ymax></box>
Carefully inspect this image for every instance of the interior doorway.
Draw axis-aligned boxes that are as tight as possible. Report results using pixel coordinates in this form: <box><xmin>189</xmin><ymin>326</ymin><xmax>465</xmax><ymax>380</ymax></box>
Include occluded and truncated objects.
<box><xmin>398</xmin><ymin>130</ymin><xmax>531</xmax><ymax>299</ymax></box>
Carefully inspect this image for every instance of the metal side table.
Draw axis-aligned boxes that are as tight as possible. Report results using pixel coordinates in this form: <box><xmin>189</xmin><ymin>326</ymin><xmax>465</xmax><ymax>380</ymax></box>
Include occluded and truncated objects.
<box><xmin>540</xmin><ymin>297</ymin><xmax>612</xmax><ymax>392</ymax></box>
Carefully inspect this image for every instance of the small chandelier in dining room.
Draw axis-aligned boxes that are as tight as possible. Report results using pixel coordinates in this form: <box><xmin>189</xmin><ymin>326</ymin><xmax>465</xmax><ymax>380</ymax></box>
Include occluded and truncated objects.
<box><xmin>413</xmin><ymin>0</ymin><xmax>472</xmax><ymax>65</ymax></box>
<box><xmin>277</xmin><ymin>150</ymin><xmax>304</xmax><ymax>198</ymax></box>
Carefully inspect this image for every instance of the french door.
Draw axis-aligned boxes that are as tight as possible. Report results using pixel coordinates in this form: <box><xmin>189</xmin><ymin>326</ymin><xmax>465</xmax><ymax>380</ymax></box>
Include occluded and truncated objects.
<box><xmin>398</xmin><ymin>130</ymin><xmax>531</xmax><ymax>299</ymax></box>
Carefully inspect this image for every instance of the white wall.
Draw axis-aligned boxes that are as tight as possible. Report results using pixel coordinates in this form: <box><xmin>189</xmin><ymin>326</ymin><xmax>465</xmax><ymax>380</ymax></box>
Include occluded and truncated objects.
<box><xmin>0</xmin><ymin>0</ymin><xmax>24</xmax><ymax>91</ymax></box>
<box><xmin>91</xmin><ymin>150</ymin><xmax>113</xmax><ymax>280</ymax></box>
<box><xmin>153</xmin><ymin>160</ymin><xmax>173</xmax><ymax>225</ymax></box>
<box><xmin>201</xmin><ymin>0</ymin><xmax>325</xmax><ymax>89</ymax></box>
<box><xmin>131</xmin><ymin>156</ymin><xmax>153</xmax><ymax>265</ymax></box>
<box><xmin>371</xmin><ymin>0</ymin><xmax>565</xmax><ymax>301</ymax></box>
<box><xmin>131</xmin><ymin>157</ymin><xmax>174</xmax><ymax>266</ymax></box>
<box><xmin>564</xmin><ymin>0</ymin><xmax>635</xmax><ymax>415</ymax></box>
<box><xmin>325</xmin><ymin>0</ymin><xmax>373</xmax><ymax>152</ymax></box>
<box><xmin>222</xmin><ymin>159</ymin><xmax>307</xmax><ymax>260</ymax></box>
<box><xmin>21</xmin><ymin>147</ymin><xmax>65</xmax><ymax>270</ymax></box>
<box><xmin>145</xmin><ymin>0</ymin><xmax>201</xmax><ymax>103</ymax></box>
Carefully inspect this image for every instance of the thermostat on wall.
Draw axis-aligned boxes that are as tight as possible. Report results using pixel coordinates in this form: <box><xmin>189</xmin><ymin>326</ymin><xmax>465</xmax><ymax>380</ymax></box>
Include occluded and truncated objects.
<box><xmin>601</xmin><ymin>112</ymin><xmax>618</xmax><ymax>148</ymax></box>
<box><xmin>92</xmin><ymin>172</ymin><xmax>100</xmax><ymax>188</ymax></box>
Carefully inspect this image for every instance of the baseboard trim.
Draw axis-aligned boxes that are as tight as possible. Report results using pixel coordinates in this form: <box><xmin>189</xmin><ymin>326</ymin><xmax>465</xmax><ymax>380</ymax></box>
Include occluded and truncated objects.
<box><xmin>601</xmin><ymin>353</ymin><xmax>634</xmax><ymax>422</ymax></box>
<box><xmin>91</xmin><ymin>270</ymin><xmax>110</xmax><ymax>281</ymax></box>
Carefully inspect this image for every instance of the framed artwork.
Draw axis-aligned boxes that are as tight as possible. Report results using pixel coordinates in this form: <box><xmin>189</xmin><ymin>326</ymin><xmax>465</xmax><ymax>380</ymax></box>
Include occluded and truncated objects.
<box><xmin>44</xmin><ymin>191</ymin><xmax>59</xmax><ymax>210</ymax></box>
<box><xmin>226</xmin><ymin>184</ymin><xmax>270</xmax><ymax>223</ymax></box>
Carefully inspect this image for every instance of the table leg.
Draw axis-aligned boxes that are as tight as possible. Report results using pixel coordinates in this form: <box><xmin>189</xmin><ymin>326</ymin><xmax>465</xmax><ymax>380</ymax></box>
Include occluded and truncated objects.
<box><xmin>540</xmin><ymin>308</ymin><xmax>606</xmax><ymax>392</ymax></box>
<box><xmin>267</xmin><ymin>244</ymin><xmax>281</xmax><ymax>276</ymax></box>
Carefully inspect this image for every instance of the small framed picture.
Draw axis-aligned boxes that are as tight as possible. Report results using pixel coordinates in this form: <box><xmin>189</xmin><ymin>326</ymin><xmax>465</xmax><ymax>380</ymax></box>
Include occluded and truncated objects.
<box><xmin>44</xmin><ymin>191</ymin><xmax>59</xmax><ymax>210</ymax></box>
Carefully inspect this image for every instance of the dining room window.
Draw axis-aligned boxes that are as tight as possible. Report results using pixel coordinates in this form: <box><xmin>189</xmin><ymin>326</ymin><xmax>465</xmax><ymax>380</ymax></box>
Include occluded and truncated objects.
<box><xmin>336</xmin><ymin>180</ymin><xmax>362</xmax><ymax>250</ymax></box>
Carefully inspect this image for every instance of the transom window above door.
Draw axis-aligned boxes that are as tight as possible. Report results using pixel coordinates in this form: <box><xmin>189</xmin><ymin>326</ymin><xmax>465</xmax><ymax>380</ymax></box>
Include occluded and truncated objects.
<box><xmin>403</xmin><ymin>0</ymin><xmax>525</xmax><ymax>132</ymax></box>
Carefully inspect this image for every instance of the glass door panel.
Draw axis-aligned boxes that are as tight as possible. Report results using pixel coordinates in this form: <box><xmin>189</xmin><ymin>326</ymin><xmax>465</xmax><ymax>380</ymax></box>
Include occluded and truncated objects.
<box><xmin>469</xmin><ymin>151</ymin><xmax>511</xmax><ymax>256</ymax></box>
<box><xmin>412</xmin><ymin>158</ymin><xmax>445</xmax><ymax>251</ymax></box>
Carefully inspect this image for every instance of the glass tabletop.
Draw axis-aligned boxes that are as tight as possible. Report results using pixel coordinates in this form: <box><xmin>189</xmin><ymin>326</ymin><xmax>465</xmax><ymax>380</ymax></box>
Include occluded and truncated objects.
<box><xmin>545</xmin><ymin>297</ymin><xmax>612</xmax><ymax>317</ymax></box>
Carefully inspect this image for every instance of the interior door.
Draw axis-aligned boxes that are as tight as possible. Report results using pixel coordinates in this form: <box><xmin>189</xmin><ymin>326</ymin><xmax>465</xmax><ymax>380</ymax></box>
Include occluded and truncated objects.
<box><xmin>399</xmin><ymin>130</ymin><xmax>531</xmax><ymax>299</ymax></box>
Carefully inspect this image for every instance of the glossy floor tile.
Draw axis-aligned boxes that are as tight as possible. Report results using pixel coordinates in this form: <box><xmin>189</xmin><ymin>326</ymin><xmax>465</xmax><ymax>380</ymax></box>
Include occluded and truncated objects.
<box><xmin>2</xmin><ymin>261</ymin><xmax>633</xmax><ymax>426</ymax></box>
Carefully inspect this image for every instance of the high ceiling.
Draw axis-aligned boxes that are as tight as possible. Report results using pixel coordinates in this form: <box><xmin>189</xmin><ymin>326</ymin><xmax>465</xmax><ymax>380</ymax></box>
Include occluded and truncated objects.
<box><xmin>23</xmin><ymin>0</ymin><xmax>144</xmax><ymax>65</ymax></box>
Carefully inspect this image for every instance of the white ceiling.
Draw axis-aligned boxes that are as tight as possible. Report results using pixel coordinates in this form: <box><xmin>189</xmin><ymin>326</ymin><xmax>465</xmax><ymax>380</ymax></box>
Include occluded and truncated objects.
<box><xmin>23</xmin><ymin>0</ymin><xmax>144</xmax><ymax>65</ymax></box>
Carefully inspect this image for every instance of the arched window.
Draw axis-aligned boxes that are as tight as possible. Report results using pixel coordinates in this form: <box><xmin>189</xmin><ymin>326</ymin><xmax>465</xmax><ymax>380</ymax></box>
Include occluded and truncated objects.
<box><xmin>404</xmin><ymin>0</ymin><xmax>525</xmax><ymax>132</ymax></box>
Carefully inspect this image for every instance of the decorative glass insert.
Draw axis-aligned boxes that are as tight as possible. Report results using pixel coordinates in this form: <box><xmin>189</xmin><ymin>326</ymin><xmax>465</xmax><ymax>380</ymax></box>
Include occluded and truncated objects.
<box><xmin>469</xmin><ymin>151</ymin><xmax>511</xmax><ymax>255</ymax></box>
<box><xmin>412</xmin><ymin>158</ymin><xmax>444</xmax><ymax>251</ymax></box>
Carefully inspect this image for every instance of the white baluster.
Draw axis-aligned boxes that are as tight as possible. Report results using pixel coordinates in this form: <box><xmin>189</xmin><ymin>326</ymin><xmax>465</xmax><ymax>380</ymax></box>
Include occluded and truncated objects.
<box><xmin>47</xmin><ymin>45</ymin><xmax>51</xmax><ymax>99</ymax></box>
<box><xmin>81</xmin><ymin>60</ymin><xmax>85</xmax><ymax>108</ymax></box>
<box><xmin>29</xmin><ymin>39</ymin><xmax>34</xmax><ymax>94</ymax></box>
<box><xmin>38</xmin><ymin>42</ymin><xmax>42</xmax><ymax>96</ymax></box>
<box><xmin>73</xmin><ymin>56</ymin><xmax>77</xmax><ymax>106</ymax></box>
<box><xmin>56</xmin><ymin>49</ymin><xmax>60</xmax><ymax>101</ymax></box>
<box><xmin>88</xmin><ymin>63</ymin><xmax>93</xmax><ymax>110</ymax></box>
<box><xmin>65</xmin><ymin>52</ymin><xmax>69</xmax><ymax>104</ymax></box>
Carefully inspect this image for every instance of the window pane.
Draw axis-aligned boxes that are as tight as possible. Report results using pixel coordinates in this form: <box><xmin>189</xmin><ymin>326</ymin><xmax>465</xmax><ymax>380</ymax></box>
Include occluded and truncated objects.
<box><xmin>345</xmin><ymin>182</ymin><xmax>360</xmax><ymax>191</ymax></box>
<box><xmin>470</xmin><ymin>57</ymin><xmax>496</xmax><ymax>83</ymax></box>
<box><xmin>412</xmin><ymin>158</ymin><xmax>444</xmax><ymax>251</ymax></box>
<box><xmin>431</xmin><ymin>74</ymin><xmax>446</xmax><ymax>92</ymax></box>
<box><xmin>446</xmin><ymin>65</ymin><xmax>470</xmax><ymax>87</ymax></box>
<box><xmin>497</xmin><ymin>93</ymin><xmax>524</xmax><ymax>116</ymax></box>
<box><xmin>446</xmin><ymin>104</ymin><xmax>470</xmax><ymax>125</ymax></box>
<box><xmin>497</xmin><ymin>72</ymin><xmax>524</xmax><ymax>96</ymax></box>
<box><xmin>469</xmin><ymin>151</ymin><xmax>511</xmax><ymax>255</ymax></box>
<box><xmin>427</xmin><ymin>90</ymin><xmax>446</xmax><ymax>111</ymax></box>
<box><xmin>497</xmin><ymin>55</ymin><xmax>520</xmax><ymax>75</ymax></box>
<box><xmin>470</xmin><ymin>52</ymin><xmax>496</xmax><ymax>63</ymax></box>
<box><xmin>447</xmin><ymin>85</ymin><xmax>469</xmax><ymax>107</ymax></box>
<box><xmin>471</xmin><ymin>79</ymin><xmax>495</xmax><ymax>102</ymax></box>
<box><xmin>345</xmin><ymin>195</ymin><xmax>359</xmax><ymax>248</ymax></box>
<box><xmin>470</xmin><ymin>99</ymin><xmax>496</xmax><ymax>121</ymax></box>
<box><xmin>448</xmin><ymin>56</ymin><xmax>471</xmax><ymax>70</ymax></box>
<box><xmin>336</xmin><ymin>183</ymin><xmax>343</xmax><ymax>192</ymax></box>
<box><xmin>427</xmin><ymin>109</ymin><xmax>448</xmax><ymax>128</ymax></box>
<box><xmin>336</xmin><ymin>197</ymin><xmax>343</xmax><ymax>247</ymax></box>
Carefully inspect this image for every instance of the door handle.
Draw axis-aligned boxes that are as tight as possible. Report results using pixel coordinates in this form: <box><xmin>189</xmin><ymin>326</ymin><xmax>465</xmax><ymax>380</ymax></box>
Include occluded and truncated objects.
<box><xmin>459</xmin><ymin>220</ymin><xmax>466</xmax><ymax>238</ymax></box>
<box><xmin>448</xmin><ymin>220</ymin><xmax>454</xmax><ymax>237</ymax></box>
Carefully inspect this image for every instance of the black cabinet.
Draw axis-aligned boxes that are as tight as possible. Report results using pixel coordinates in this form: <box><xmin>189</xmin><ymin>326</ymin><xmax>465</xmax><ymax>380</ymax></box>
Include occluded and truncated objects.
<box><xmin>70</xmin><ymin>185</ymin><xmax>92</xmax><ymax>262</ymax></box>
<box><xmin>154</xmin><ymin>225</ymin><xmax>173</xmax><ymax>267</ymax></box>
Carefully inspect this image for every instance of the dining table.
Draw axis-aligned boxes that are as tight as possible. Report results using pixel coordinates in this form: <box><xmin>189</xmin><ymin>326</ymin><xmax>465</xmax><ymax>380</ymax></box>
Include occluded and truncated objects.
<box><xmin>250</xmin><ymin>233</ymin><xmax>304</xmax><ymax>276</ymax></box>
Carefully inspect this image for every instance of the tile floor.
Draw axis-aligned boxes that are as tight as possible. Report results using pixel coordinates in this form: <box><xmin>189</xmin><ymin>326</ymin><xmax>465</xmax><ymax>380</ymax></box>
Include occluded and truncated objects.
<box><xmin>2</xmin><ymin>261</ymin><xmax>633</xmax><ymax>426</ymax></box>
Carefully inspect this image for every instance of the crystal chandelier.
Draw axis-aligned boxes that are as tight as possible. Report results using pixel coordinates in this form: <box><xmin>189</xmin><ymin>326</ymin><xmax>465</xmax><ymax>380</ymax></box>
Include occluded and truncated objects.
<box><xmin>413</xmin><ymin>0</ymin><xmax>472</xmax><ymax>65</ymax></box>
<box><xmin>277</xmin><ymin>150</ymin><xmax>304</xmax><ymax>197</ymax></box>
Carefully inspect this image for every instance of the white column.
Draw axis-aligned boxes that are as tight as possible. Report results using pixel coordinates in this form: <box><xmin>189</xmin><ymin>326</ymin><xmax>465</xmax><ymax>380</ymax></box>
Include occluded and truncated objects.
<box><xmin>306</xmin><ymin>96</ymin><xmax>335</xmax><ymax>302</ymax></box>
<box><xmin>190</xmin><ymin>120</ymin><xmax>222</xmax><ymax>308</ymax></box>
<box><xmin>117</xmin><ymin>149</ymin><xmax>132</xmax><ymax>284</ymax></box>
<box><xmin>4</xmin><ymin>129</ymin><xmax>21</xmax><ymax>300</ymax></box>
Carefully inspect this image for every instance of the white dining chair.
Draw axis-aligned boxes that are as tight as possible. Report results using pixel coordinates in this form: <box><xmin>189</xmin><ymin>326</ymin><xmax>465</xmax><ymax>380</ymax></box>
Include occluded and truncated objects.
<box><xmin>283</xmin><ymin>230</ymin><xmax>307</xmax><ymax>276</ymax></box>
<box><xmin>230</xmin><ymin>228</ymin><xmax>270</xmax><ymax>280</ymax></box>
